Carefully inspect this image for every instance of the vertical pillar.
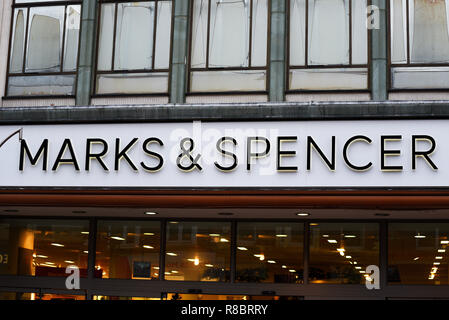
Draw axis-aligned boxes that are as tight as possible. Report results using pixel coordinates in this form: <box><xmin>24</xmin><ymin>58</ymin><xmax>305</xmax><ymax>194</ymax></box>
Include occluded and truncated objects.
<box><xmin>76</xmin><ymin>0</ymin><xmax>98</xmax><ymax>106</ymax></box>
<box><xmin>370</xmin><ymin>0</ymin><xmax>388</xmax><ymax>101</ymax></box>
<box><xmin>269</xmin><ymin>0</ymin><xmax>287</xmax><ymax>102</ymax></box>
<box><xmin>169</xmin><ymin>0</ymin><xmax>190</xmax><ymax>104</ymax></box>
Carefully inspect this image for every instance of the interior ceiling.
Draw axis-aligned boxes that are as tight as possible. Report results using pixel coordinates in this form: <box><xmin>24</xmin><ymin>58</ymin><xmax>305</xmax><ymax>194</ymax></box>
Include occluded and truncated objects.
<box><xmin>0</xmin><ymin>206</ymin><xmax>448</xmax><ymax>220</ymax></box>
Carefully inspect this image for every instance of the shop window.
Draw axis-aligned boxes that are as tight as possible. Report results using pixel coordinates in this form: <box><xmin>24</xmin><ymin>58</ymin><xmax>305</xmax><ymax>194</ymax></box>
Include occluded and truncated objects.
<box><xmin>7</xmin><ymin>0</ymin><xmax>81</xmax><ymax>96</ymax></box>
<box><xmin>390</xmin><ymin>0</ymin><xmax>449</xmax><ymax>89</ymax></box>
<box><xmin>95</xmin><ymin>220</ymin><xmax>161</xmax><ymax>280</ymax></box>
<box><xmin>388</xmin><ymin>223</ymin><xmax>449</xmax><ymax>285</ymax></box>
<box><xmin>95</xmin><ymin>0</ymin><xmax>172</xmax><ymax>95</ymax></box>
<box><xmin>189</xmin><ymin>0</ymin><xmax>268</xmax><ymax>93</ymax></box>
<box><xmin>236</xmin><ymin>222</ymin><xmax>304</xmax><ymax>283</ymax></box>
<box><xmin>0</xmin><ymin>219</ymin><xmax>89</xmax><ymax>277</ymax></box>
<box><xmin>165</xmin><ymin>221</ymin><xmax>231</xmax><ymax>281</ymax></box>
<box><xmin>288</xmin><ymin>0</ymin><xmax>368</xmax><ymax>91</ymax></box>
<box><xmin>308</xmin><ymin>223</ymin><xmax>379</xmax><ymax>284</ymax></box>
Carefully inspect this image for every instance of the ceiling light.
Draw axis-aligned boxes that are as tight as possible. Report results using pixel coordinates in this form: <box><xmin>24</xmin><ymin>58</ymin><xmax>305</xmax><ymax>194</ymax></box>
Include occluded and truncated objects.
<box><xmin>413</xmin><ymin>257</ymin><xmax>420</xmax><ymax>260</ymax></box>
<box><xmin>282</xmin><ymin>265</ymin><xmax>287</xmax><ymax>269</ymax></box>
<box><xmin>144</xmin><ymin>212</ymin><xmax>158</xmax><ymax>215</ymax></box>
<box><xmin>166</xmin><ymin>252</ymin><xmax>177</xmax><ymax>256</ymax></box>
<box><xmin>434</xmin><ymin>262</ymin><xmax>441</xmax><ymax>265</ymax></box>
<box><xmin>209</xmin><ymin>234</ymin><xmax>220</xmax><ymax>237</ymax></box>
<box><xmin>220</xmin><ymin>238</ymin><xmax>229</xmax><ymax>242</ymax></box>
<box><xmin>143</xmin><ymin>245</ymin><xmax>154</xmax><ymax>249</ymax></box>
<box><xmin>205</xmin><ymin>264</ymin><xmax>214</xmax><ymax>267</ymax></box>
<box><xmin>111</xmin><ymin>236</ymin><xmax>125</xmax><ymax>241</ymax></box>
<box><xmin>81</xmin><ymin>231</ymin><xmax>89</xmax><ymax>235</ymax></box>
<box><xmin>435</xmin><ymin>256</ymin><xmax>443</xmax><ymax>259</ymax></box>
<box><xmin>171</xmin><ymin>270</ymin><xmax>179</xmax><ymax>274</ymax></box>
<box><xmin>327</xmin><ymin>239</ymin><xmax>337</xmax><ymax>244</ymax></box>
<box><xmin>51</xmin><ymin>243</ymin><xmax>64</xmax><ymax>247</ymax></box>
<box><xmin>144</xmin><ymin>233</ymin><xmax>155</xmax><ymax>236</ymax></box>
<box><xmin>344</xmin><ymin>235</ymin><xmax>356</xmax><ymax>238</ymax></box>
<box><xmin>288</xmin><ymin>269</ymin><xmax>296</xmax><ymax>273</ymax></box>
<box><xmin>36</xmin><ymin>255</ymin><xmax>48</xmax><ymax>258</ymax></box>
<box><xmin>346</xmin><ymin>256</ymin><xmax>352</xmax><ymax>259</ymax></box>
<box><xmin>441</xmin><ymin>240</ymin><xmax>449</xmax><ymax>244</ymax></box>
<box><xmin>296</xmin><ymin>212</ymin><xmax>309</xmax><ymax>216</ymax></box>
<box><xmin>355</xmin><ymin>266</ymin><xmax>362</xmax><ymax>270</ymax></box>
<box><xmin>414</xmin><ymin>233</ymin><xmax>426</xmax><ymax>239</ymax></box>
<box><xmin>237</xmin><ymin>247</ymin><xmax>248</xmax><ymax>251</ymax></box>
<box><xmin>276</xmin><ymin>234</ymin><xmax>288</xmax><ymax>238</ymax></box>
<box><xmin>64</xmin><ymin>260</ymin><xmax>75</xmax><ymax>264</ymax></box>
<box><xmin>438</xmin><ymin>249</ymin><xmax>446</xmax><ymax>253</ymax></box>
<box><xmin>267</xmin><ymin>260</ymin><xmax>276</xmax><ymax>264</ymax></box>
<box><xmin>194</xmin><ymin>258</ymin><xmax>199</xmax><ymax>266</ymax></box>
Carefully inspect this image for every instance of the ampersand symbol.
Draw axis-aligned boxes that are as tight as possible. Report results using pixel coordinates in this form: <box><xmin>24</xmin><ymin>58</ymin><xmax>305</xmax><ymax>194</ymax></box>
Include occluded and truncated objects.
<box><xmin>176</xmin><ymin>137</ymin><xmax>202</xmax><ymax>172</ymax></box>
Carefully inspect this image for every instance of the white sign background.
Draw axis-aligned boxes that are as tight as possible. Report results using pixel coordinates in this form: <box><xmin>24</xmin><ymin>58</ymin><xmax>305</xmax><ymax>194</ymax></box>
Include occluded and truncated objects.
<box><xmin>0</xmin><ymin>120</ymin><xmax>446</xmax><ymax>188</ymax></box>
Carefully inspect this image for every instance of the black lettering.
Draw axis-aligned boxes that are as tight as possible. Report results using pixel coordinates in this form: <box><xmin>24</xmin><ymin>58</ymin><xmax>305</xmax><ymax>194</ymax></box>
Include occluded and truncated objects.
<box><xmin>141</xmin><ymin>137</ymin><xmax>164</xmax><ymax>172</ymax></box>
<box><xmin>52</xmin><ymin>139</ymin><xmax>80</xmax><ymax>171</ymax></box>
<box><xmin>343</xmin><ymin>135</ymin><xmax>372</xmax><ymax>171</ymax></box>
<box><xmin>412</xmin><ymin>135</ymin><xmax>438</xmax><ymax>170</ymax></box>
<box><xmin>214</xmin><ymin>136</ymin><xmax>238</xmax><ymax>171</ymax></box>
<box><xmin>307</xmin><ymin>136</ymin><xmax>336</xmax><ymax>170</ymax></box>
<box><xmin>19</xmin><ymin>139</ymin><xmax>48</xmax><ymax>171</ymax></box>
<box><xmin>277</xmin><ymin>136</ymin><xmax>297</xmax><ymax>172</ymax></box>
<box><xmin>115</xmin><ymin>138</ymin><xmax>138</xmax><ymax>171</ymax></box>
<box><xmin>381</xmin><ymin>135</ymin><xmax>403</xmax><ymax>171</ymax></box>
<box><xmin>247</xmin><ymin>137</ymin><xmax>270</xmax><ymax>171</ymax></box>
<box><xmin>85</xmin><ymin>138</ymin><xmax>109</xmax><ymax>171</ymax></box>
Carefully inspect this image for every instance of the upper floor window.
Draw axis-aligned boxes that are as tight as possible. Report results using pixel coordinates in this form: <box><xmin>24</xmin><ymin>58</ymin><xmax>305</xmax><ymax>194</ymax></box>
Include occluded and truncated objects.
<box><xmin>7</xmin><ymin>0</ymin><xmax>81</xmax><ymax>96</ymax></box>
<box><xmin>390</xmin><ymin>0</ymin><xmax>449</xmax><ymax>89</ymax></box>
<box><xmin>95</xmin><ymin>0</ymin><xmax>172</xmax><ymax>95</ymax></box>
<box><xmin>188</xmin><ymin>0</ymin><xmax>268</xmax><ymax>93</ymax></box>
<box><xmin>288</xmin><ymin>0</ymin><xmax>369</xmax><ymax>91</ymax></box>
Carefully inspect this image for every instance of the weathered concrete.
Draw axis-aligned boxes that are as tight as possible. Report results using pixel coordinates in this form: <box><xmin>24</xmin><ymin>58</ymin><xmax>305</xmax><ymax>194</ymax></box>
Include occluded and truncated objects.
<box><xmin>1</xmin><ymin>101</ymin><xmax>449</xmax><ymax>124</ymax></box>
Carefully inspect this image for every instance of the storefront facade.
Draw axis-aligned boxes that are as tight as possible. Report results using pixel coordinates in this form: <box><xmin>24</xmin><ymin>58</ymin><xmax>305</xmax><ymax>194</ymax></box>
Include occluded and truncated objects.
<box><xmin>1</xmin><ymin>0</ymin><xmax>449</xmax><ymax>300</ymax></box>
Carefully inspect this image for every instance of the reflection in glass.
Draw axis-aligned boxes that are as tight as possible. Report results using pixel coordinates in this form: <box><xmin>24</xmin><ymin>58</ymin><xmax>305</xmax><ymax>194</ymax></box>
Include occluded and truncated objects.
<box><xmin>10</xmin><ymin>9</ymin><xmax>26</xmax><ymax>73</ymax></box>
<box><xmin>389</xmin><ymin>223</ymin><xmax>449</xmax><ymax>285</ymax></box>
<box><xmin>0</xmin><ymin>219</ymin><xmax>89</xmax><ymax>277</ymax></box>
<box><xmin>63</xmin><ymin>5</ymin><xmax>81</xmax><ymax>72</ymax></box>
<box><xmin>115</xmin><ymin>2</ymin><xmax>155</xmax><ymax>70</ymax></box>
<box><xmin>165</xmin><ymin>221</ymin><xmax>231</xmax><ymax>281</ymax></box>
<box><xmin>26</xmin><ymin>6</ymin><xmax>64</xmax><ymax>73</ymax></box>
<box><xmin>96</xmin><ymin>220</ymin><xmax>160</xmax><ymax>280</ymax></box>
<box><xmin>309</xmin><ymin>223</ymin><xmax>379</xmax><ymax>284</ymax></box>
<box><xmin>209</xmin><ymin>0</ymin><xmax>250</xmax><ymax>67</ymax></box>
<box><xmin>308</xmin><ymin>0</ymin><xmax>349</xmax><ymax>65</ymax></box>
<box><xmin>236</xmin><ymin>222</ymin><xmax>303</xmax><ymax>283</ymax></box>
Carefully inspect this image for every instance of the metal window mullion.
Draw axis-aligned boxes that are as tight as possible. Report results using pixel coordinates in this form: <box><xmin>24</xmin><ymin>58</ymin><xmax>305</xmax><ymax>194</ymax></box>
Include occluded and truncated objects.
<box><xmin>248</xmin><ymin>0</ymin><xmax>253</xmax><ymax>67</ymax></box>
<box><xmin>152</xmin><ymin>0</ymin><xmax>158</xmax><ymax>70</ymax></box>
<box><xmin>305</xmin><ymin>0</ymin><xmax>308</xmax><ymax>67</ymax></box>
<box><xmin>406</xmin><ymin>0</ymin><xmax>410</xmax><ymax>64</ymax></box>
<box><xmin>86</xmin><ymin>218</ymin><xmax>97</xmax><ymax>300</ymax></box>
<box><xmin>111</xmin><ymin>2</ymin><xmax>118</xmax><ymax>71</ymax></box>
<box><xmin>159</xmin><ymin>219</ymin><xmax>166</xmax><ymax>281</ymax></box>
<box><xmin>348</xmin><ymin>0</ymin><xmax>352</xmax><ymax>65</ymax></box>
<box><xmin>22</xmin><ymin>7</ymin><xmax>30</xmax><ymax>73</ymax></box>
<box><xmin>230</xmin><ymin>221</ymin><xmax>237</xmax><ymax>283</ymax></box>
<box><xmin>380</xmin><ymin>221</ymin><xmax>388</xmax><ymax>291</ymax></box>
<box><xmin>60</xmin><ymin>5</ymin><xmax>68</xmax><ymax>73</ymax></box>
<box><xmin>206</xmin><ymin>0</ymin><xmax>211</xmax><ymax>68</ymax></box>
<box><xmin>303</xmin><ymin>221</ymin><xmax>309</xmax><ymax>285</ymax></box>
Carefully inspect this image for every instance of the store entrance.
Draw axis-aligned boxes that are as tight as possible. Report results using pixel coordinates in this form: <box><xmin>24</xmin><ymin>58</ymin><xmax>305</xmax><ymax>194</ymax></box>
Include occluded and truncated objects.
<box><xmin>162</xmin><ymin>293</ymin><xmax>303</xmax><ymax>301</ymax></box>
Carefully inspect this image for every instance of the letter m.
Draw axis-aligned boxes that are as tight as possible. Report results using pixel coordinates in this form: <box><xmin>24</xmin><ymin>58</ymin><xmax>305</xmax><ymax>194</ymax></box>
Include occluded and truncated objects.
<box><xmin>19</xmin><ymin>139</ymin><xmax>48</xmax><ymax>171</ymax></box>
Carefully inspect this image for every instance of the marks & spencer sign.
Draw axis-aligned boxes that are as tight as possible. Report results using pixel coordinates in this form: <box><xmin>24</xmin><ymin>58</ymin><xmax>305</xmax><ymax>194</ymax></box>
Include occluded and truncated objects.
<box><xmin>0</xmin><ymin>120</ymin><xmax>445</xmax><ymax>188</ymax></box>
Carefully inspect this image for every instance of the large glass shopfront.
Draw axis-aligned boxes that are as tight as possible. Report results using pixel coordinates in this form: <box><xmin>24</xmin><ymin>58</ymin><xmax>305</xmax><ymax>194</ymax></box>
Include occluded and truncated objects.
<box><xmin>1</xmin><ymin>213</ymin><xmax>449</xmax><ymax>300</ymax></box>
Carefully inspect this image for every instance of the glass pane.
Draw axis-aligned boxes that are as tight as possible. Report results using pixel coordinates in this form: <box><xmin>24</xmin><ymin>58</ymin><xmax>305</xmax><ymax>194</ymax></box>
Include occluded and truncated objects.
<box><xmin>154</xmin><ymin>1</ymin><xmax>172</xmax><ymax>69</ymax></box>
<box><xmin>209</xmin><ymin>0</ymin><xmax>250</xmax><ymax>67</ymax></box>
<box><xmin>165</xmin><ymin>221</ymin><xmax>231</xmax><ymax>281</ymax></box>
<box><xmin>63</xmin><ymin>5</ymin><xmax>81</xmax><ymax>72</ymax></box>
<box><xmin>389</xmin><ymin>223</ymin><xmax>449</xmax><ymax>285</ymax></box>
<box><xmin>351</xmin><ymin>0</ymin><xmax>367</xmax><ymax>64</ymax></box>
<box><xmin>236</xmin><ymin>222</ymin><xmax>303</xmax><ymax>283</ymax></box>
<box><xmin>190</xmin><ymin>70</ymin><xmax>266</xmax><ymax>92</ymax></box>
<box><xmin>96</xmin><ymin>220</ymin><xmax>160</xmax><ymax>280</ymax></box>
<box><xmin>308</xmin><ymin>0</ymin><xmax>349</xmax><ymax>65</ymax></box>
<box><xmin>191</xmin><ymin>0</ymin><xmax>208</xmax><ymax>68</ymax></box>
<box><xmin>251</xmin><ymin>0</ymin><xmax>268</xmax><ymax>67</ymax></box>
<box><xmin>115</xmin><ymin>2</ymin><xmax>155</xmax><ymax>70</ymax></box>
<box><xmin>15</xmin><ymin>0</ymin><xmax>79</xmax><ymax>3</ymax></box>
<box><xmin>97</xmin><ymin>4</ymin><xmax>115</xmax><ymax>71</ymax></box>
<box><xmin>94</xmin><ymin>296</ymin><xmax>160</xmax><ymax>300</ymax></box>
<box><xmin>96</xmin><ymin>72</ymin><xmax>169</xmax><ymax>94</ymax></box>
<box><xmin>7</xmin><ymin>75</ymin><xmax>76</xmax><ymax>96</ymax></box>
<box><xmin>0</xmin><ymin>219</ymin><xmax>89</xmax><ymax>277</ymax></box>
<box><xmin>0</xmin><ymin>292</ymin><xmax>36</xmax><ymax>300</ymax></box>
<box><xmin>410</xmin><ymin>0</ymin><xmax>449</xmax><ymax>63</ymax></box>
<box><xmin>309</xmin><ymin>223</ymin><xmax>379</xmax><ymax>284</ymax></box>
<box><xmin>26</xmin><ymin>6</ymin><xmax>64</xmax><ymax>73</ymax></box>
<box><xmin>289</xmin><ymin>0</ymin><xmax>306</xmax><ymax>66</ymax></box>
<box><xmin>390</xmin><ymin>0</ymin><xmax>407</xmax><ymax>64</ymax></box>
<box><xmin>10</xmin><ymin>9</ymin><xmax>27</xmax><ymax>74</ymax></box>
<box><xmin>391</xmin><ymin>67</ymin><xmax>449</xmax><ymax>89</ymax></box>
<box><xmin>289</xmin><ymin>68</ymin><xmax>368</xmax><ymax>90</ymax></box>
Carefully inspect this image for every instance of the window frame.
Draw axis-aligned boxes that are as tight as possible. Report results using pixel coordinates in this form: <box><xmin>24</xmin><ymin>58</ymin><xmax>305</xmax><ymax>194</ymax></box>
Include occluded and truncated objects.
<box><xmin>93</xmin><ymin>0</ymin><xmax>174</xmax><ymax>97</ymax></box>
<box><xmin>186</xmin><ymin>0</ymin><xmax>270</xmax><ymax>95</ymax></box>
<box><xmin>286</xmin><ymin>0</ymin><xmax>372</xmax><ymax>93</ymax></box>
<box><xmin>5</xmin><ymin>0</ymin><xmax>82</xmax><ymax>98</ymax></box>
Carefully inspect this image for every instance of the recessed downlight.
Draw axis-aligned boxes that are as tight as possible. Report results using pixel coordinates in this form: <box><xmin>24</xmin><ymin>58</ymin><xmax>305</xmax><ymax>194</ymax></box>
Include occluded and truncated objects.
<box><xmin>296</xmin><ymin>212</ymin><xmax>309</xmax><ymax>217</ymax></box>
<box><xmin>145</xmin><ymin>211</ymin><xmax>158</xmax><ymax>215</ymax></box>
